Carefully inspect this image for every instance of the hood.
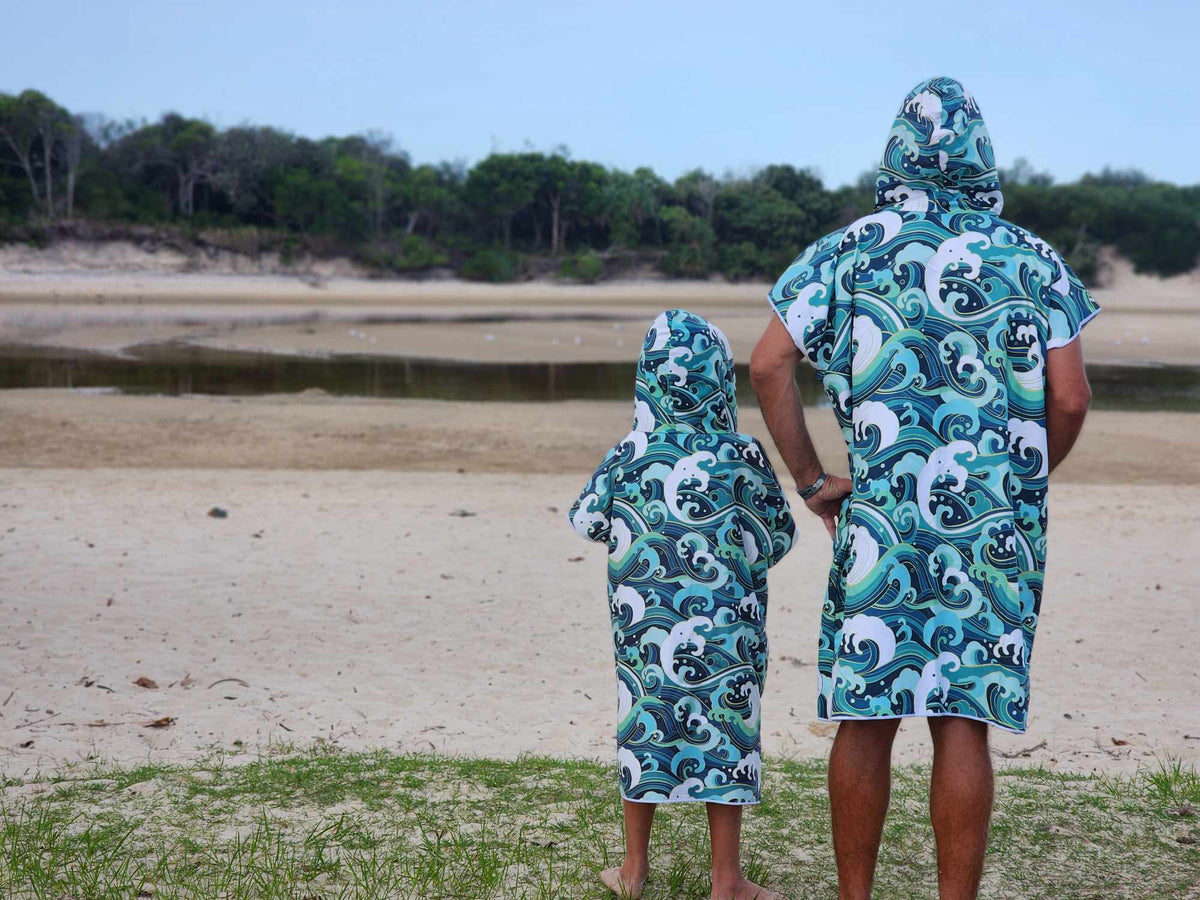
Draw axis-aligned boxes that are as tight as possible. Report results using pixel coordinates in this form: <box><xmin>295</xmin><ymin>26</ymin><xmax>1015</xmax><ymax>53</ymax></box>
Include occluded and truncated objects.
<box><xmin>874</xmin><ymin>76</ymin><xmax>1003</xmax><ymax>215</ymax></box>
<box><xmin>633</xmin><ymin>308</ymin><xmax>737</xmax><ymax>433</ymax></box>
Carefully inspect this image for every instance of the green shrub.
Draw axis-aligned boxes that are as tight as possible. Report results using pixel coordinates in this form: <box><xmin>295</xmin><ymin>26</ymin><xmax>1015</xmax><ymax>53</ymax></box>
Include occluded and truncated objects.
<box><xmin>460</xmin><ymin>248</ymin><xmax>524</xmax><ymax>283</ymax></box>
<box><xmin>559</xmin><ymin>251</ymin><xmax>604</xmax><ymax>283</ymax></box>
<box><xmin>394</xmin><ymin>235</ymin><xmax>449</xmax><ymax>271</ymax></box>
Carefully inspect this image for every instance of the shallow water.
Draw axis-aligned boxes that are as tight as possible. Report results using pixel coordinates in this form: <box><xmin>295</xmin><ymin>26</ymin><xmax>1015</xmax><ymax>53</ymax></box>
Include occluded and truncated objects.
<box><xmin>0</xmin><ymin>343</ymin><xmax>1196</xmax><ymax>411</ymax></box>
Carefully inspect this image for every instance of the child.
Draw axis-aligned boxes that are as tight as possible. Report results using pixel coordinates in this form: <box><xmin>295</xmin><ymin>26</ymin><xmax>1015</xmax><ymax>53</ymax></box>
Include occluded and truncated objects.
<box><xmin>569</xmin><ymin>309</ymin><xmax>795</xmax><ymax>900</ymax></box>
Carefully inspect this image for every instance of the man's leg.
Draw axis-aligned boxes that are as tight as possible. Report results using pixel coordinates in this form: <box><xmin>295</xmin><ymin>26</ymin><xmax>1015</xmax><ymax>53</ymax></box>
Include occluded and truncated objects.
<box><xmin>927</xmin><ymin>717</ymin><xmax>993</xmax><ymax>900</ymax></box>
<box><xmin>828</xmin><ymin>719</ymin><xmax>901</xmax><ymax>900</ymax></box>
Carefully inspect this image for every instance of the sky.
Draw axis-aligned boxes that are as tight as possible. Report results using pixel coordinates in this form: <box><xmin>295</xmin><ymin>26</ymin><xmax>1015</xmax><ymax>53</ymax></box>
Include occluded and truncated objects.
<box><xmin>3</xmin><ymin>0</ymin><xmax>1198</xmax><ymax>188</ymax></box>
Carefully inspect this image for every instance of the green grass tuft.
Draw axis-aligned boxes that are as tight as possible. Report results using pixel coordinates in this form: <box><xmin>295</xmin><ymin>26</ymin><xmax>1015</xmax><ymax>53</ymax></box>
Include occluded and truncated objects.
<box><xmin>1</xmin><ymin>750</ymin><xmax>1197</xmax><ymax>898</ymax></box>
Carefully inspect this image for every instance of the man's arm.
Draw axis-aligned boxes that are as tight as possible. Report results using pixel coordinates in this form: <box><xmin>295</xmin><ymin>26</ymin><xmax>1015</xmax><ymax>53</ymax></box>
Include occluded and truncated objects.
<box><xmin>750</xmin><ymin>316</ymin><xmax>850</xmax><ymax>538</ymax></box>
<box><xmin>1045</xmin><ymin>337</ymin><xmax>1093</xmax><ymax>473</ymax></box>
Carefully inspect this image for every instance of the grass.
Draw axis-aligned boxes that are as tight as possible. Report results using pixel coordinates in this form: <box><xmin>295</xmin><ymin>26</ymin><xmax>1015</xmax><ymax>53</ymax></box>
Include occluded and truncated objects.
<box><xmin>1</xmin><ymin>748</ymin><xmax>1198</xmax><ymax>899</ymax></box>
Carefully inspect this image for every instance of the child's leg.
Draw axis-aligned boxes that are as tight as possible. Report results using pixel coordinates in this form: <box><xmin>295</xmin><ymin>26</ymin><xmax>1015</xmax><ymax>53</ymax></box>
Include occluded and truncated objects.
<box><xmin>599</xmin><ymin>800</ymin><xmax>654</xmax><ymax>898</ymax></box>
<box><xmin>707</xmin><ymin>803</ymin><xmax>786</xmax><ymax>900</ymax></box>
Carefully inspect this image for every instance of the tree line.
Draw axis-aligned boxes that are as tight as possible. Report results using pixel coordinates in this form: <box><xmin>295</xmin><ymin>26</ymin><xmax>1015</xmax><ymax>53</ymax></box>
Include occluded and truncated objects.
<box><xmin>2</xmin><ymin>88</ymin><xmax>1197</xmax><ymax>283</ymax></box>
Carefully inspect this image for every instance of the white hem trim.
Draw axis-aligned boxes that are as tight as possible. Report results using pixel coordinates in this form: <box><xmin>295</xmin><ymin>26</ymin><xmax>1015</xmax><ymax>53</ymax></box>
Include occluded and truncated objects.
<box><xmin>621</xmin><ymin>793</ymin><xmax>760</xmax><ymax>806</ymax></box>
<box><xmin>1045</xmin><ymin>306</ymin><xmax>1102</xmax><ymax>350</ymax></box>
<box><xmin>818</xmin><ymin>710</ymin><xmax>1027</xmax><ymax>735</ymax></box>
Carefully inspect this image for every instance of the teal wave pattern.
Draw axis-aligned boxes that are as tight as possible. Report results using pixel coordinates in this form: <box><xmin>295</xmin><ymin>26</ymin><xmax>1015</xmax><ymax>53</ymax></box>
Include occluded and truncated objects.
<box><xmin>570</xmin><ymin>309</ymin><xmax>795</xmax><ymax>803</ymax></box>
<box><xmin>768</xmin><ymin>76</ymin><xmax>1100</xmax><ymax>733</ymax></box>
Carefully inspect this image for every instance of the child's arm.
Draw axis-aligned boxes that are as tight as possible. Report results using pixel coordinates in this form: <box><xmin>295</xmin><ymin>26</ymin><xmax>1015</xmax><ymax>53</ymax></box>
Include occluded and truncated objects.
<box><xmin>743</xmin><ymin>440</ymin><xmax>796</xmax><ymax>567</ymax></box>
<box><xmin>568</xmin><ymin>445</ymin><xmax>620</xmax><ymax>543</ymax></box>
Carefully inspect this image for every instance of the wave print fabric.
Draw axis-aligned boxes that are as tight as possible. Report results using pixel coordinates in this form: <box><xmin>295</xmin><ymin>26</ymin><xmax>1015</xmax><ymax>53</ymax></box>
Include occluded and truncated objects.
<box><xmin>768</xmin><ymin>76</ymin><xmax>1100</xmax><ymax>733</ymax></box>
<box><xmin>570</xmin><ymin>309</ymin><xmax>795</xmax><ymax>803</ymax></box>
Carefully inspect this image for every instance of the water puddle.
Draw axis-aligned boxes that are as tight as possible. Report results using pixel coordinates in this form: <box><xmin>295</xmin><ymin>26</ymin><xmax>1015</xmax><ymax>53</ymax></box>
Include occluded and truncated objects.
<box><xmin>0</xmin><ymin>343</ymin><xmax>1195</xmax><ymax>411</ymax></box>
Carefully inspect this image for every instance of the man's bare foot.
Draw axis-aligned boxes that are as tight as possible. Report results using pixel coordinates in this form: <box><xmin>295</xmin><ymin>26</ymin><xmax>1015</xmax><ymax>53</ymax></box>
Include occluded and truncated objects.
<box><xmin>710</xmin><ymin>875</ymin><xmax>787</xmax><ymax>900</ymax></box>
<box><xmin>599</xmin><ymin>864</ymin><xmax>648</xmax><ymax>899</ymax></box>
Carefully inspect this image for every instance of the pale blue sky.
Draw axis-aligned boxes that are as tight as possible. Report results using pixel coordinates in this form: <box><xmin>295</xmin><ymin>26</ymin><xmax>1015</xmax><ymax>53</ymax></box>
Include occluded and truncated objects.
<box><xmin>3</xmin><ymin>0</ymin><xmax>1197</xmax><ymax>187</ymax></box>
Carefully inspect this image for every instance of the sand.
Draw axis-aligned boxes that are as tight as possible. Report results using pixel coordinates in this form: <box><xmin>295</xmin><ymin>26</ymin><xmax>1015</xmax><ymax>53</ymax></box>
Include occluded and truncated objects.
<box><xmin>1</xmin><ymin>389</ymin><xmax>1198</xmax><ymax>778</ymax></box>
<box><xmin>1</xmin><ymin>258</ymin><xmax>1198</xmax><ymax>779</ymax></box>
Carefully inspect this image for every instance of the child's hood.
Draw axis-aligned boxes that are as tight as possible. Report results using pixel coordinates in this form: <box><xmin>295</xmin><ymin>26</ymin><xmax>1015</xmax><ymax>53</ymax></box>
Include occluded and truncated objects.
<box><xmin>633</xmin><ymin>309</ymin><xmax>737</xmax><ymax>433</ymax></box>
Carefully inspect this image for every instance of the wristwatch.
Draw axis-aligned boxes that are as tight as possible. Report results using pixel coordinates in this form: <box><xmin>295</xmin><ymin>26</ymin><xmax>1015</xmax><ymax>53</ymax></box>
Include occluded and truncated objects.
<box><xmin>798</xmin><ymin>472</ymin><xmax>829</xmax><ymax>500</ymax></box>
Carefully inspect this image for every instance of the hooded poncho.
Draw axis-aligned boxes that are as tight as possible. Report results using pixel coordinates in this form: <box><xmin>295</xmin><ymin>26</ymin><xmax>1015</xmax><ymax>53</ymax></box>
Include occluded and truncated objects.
<box><xmin>569</xmin><ymin>309</ymin><xmax>795</xmax><ymax>803</ymax></box>
<box><xmin>768</xmin><ymin>76</ymin><xmax>1100</xmax><ymax>733</ymax></box>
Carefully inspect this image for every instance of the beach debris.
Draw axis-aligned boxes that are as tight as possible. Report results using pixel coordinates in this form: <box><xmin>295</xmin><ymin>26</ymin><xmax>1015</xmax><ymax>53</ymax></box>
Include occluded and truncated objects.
<box><xmin>106</xmin><ymin>597</ymin><xmax>114</xmax><ymax>607</ymax></box>
<box><xmin>567</xmin><ymin>556</ymin><xmax>584</xmax><ymax>562</ymax></box>
<box><xmin>808</xmin><ymin>722</ymin><xmax>837</xmax><ymax>737</ymax></box>
<box><xmin>995</xmin><ymin>740</ymin><xmax>1048</xmax><ymax>759</ymax></box>
<box><xmin>449</xmin><ymin>509</ymin><xmax>476</xmax><ymax>517</ymax></box>
<box><xmin>207</xmin><ymin>677</ymin><xmax>249</xmax><ymax>690</ymax></box>
<box><xmin>547</xmin><ymin>506</ymin><xmax>559</xmax><ymax>513</ymax></box>
<box><xmin>18</xmin><ymin>740</ymin><xmax>33</xmax><ymax>749</ymax></box>
<box><xmin>143</xmin><ymin>716</ymin><xmax>175</xmax><ymax>728</ymax></box>
<box><xmin>180</xmin><ymin>673</ymin><xmax>195</xmax><ymax>689</ymax></box>
<box><xmin>1177</xmin><ymin>835</ymin><xmax>1197</xmax><ymax>845</ymax></box>
<box><xmin>1111</xmin><ymin>736</ymin><xmax>1130</xmax><ymax>746</ymax></box>
<box><xmin>207</xmin><ymin>507</ymin><xmax>228</xmax><ymax>518</ymax></box>
<box><xmin>251</xmin><ymin>530</ymin><xmax>264</xmax><ymax>538</ymax></box>
<box><xmin>134</xmin><ymin>676</ymin><xmax>159</xmax><ymax>690</ymax></box>
<box><xmin>1168</xmin><ymin>803</ymin><xmax>1197</xmax><ymax>817</ymax></box>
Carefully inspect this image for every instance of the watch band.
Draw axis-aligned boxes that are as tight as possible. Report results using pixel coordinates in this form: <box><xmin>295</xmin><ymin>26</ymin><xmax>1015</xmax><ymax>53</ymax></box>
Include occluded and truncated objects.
<box><xmin>798</xmin><ymin>472</ymin><xmax>828</xmax><ymax>500</ymax></box>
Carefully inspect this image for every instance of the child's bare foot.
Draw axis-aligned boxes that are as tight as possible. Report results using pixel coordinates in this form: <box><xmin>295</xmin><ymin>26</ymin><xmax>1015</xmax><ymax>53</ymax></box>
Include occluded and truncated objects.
<box><xmin>599</xmin><ymin>863</ymin><xmax>648</xmax><ymax>899</ymax></box>
<box><xmin>710</xmin><ymin>875</ymin><xmax>787</xmax><ymax>900</ymax></box>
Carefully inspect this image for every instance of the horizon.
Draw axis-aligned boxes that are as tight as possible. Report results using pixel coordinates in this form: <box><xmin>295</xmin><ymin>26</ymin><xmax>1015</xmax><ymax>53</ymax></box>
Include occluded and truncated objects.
<box><xmin>2</xmin><ymin>0</ymin><xmax>1198</xmax><ymax>188</ymax></box>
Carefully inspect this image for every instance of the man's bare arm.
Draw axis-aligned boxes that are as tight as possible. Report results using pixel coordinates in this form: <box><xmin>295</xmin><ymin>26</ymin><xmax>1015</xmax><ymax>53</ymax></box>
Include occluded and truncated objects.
<box><xmin>750</xmin><ymin>316</ymin><xmax>850</xmax><ymax>538</ymax></box>
<box><xmin>1045</xmin><ymin>337</ymin><xmax>1092</xmax><ymax>473</ymax></box>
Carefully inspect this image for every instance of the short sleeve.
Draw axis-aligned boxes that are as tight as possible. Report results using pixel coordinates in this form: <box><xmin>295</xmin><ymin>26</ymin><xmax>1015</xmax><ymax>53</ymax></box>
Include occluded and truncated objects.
<box><xmin>568</xmin><ymin>445</ymin><xmax>619</xmax><ymax>543</ymax></box>
<box><xmin>1045</xmin><ymin>259</ymin><xmax>1101</xmax><ymax>349</ymax></box>
<box><xmin>767</xmin><ymin>227</ymin><xmax>844</xmax><ymax>369</ymax></box>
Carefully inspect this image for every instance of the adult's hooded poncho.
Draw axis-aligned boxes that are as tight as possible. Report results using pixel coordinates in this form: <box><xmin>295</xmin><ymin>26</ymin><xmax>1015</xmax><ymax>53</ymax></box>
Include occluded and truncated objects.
<box><xmin>768</xmin><ymin>76</ymin><xmax>1100</xmax><ymax>733</ymax></box>
<box><xmin>570</xmin><ymin>309</ymin><xmax>795</xmax><ymax>804</ymax></box>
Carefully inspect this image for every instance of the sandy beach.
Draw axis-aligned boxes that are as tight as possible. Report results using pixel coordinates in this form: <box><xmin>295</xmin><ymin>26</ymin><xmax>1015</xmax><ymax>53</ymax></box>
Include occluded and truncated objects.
<box><xmin>2</xmin><ymin>258</ymin><xmax>1199</xmax><ymax>780</ymax></box>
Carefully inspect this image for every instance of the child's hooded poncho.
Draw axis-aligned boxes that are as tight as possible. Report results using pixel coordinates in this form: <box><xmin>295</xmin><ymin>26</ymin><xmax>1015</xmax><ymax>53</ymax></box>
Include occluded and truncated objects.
<box><xmin>570</xmin><ymin>309</ymin><xmax>794</xmax><ymax>804</ymax></box>
<box><xmin>767</xmin><ymin>76</ymin><xmax>1100</xmax><ymax>733</ymax></box>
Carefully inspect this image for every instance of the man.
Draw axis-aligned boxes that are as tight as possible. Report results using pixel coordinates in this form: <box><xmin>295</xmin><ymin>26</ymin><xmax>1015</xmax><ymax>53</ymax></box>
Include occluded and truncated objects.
<box><xmin>750</xmin><ymin>76</ymin><xmax>1098</xmax><ymax>900</ymax></box>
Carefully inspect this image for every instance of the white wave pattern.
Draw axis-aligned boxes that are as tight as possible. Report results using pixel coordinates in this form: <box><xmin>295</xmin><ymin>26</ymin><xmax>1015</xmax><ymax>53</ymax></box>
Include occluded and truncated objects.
<box><xmin>841</xmin><ymin>613</ymin><xmax>897</xmax><ymax>671</ymax></box>
<box><xmin>611</xmin><ymin>585</ymin><xmax>646</xmax><ymax>625</ymax></box>
<box><xmin>851</xmin><ymin>315</ymin><xmax>883</xmax><ymax>375</ymax></box>
<box><xmin>664</xmin><ymin>452</ymin><xmax>715</xmax><ymax>519</ymax></box>
<box><xmin>917</xmin><ymin>441</ymin><xmax>978</xmax><ymax>528</ymax></box>
<box><xmin>660</xmin><ymin>616</ymin><xmax>712</xmax><ymax>685</ymax></box>
<box><xmin>844</xmin><ymin>525</ymin><xmax>881</xmax><ymax>586</ymax></box>
<box><xmin>1007</xmin><ymin>418</ymin><xmax>1048</xmax><ymax>478</ymax></box>
<box><xmin>924</xmin><ymin>232</ymin><xmax>991</xmax><ymax>319</ymax></box>
<box><xmin>853</xmin><ymin>400</ymin><xmax>900</xmax><ymax>452</ymax></box>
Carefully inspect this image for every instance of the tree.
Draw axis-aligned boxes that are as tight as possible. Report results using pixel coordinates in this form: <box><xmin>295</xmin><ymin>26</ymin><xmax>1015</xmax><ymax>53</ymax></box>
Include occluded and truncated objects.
<box><xmin>0</xmin><ymin>89</ymin><xmax>65</xmax><ymax>217</ymax></box>
<box><xmin>61</xmin><ymin>115</ymin><xmax>84</xmax><ymax>217</ymax></box>
<box><xmin>136</xmin><ymin>114</ymin><xmax>220</xmax><ymax>216</ymax></box>
<box><xmin>464</xmin><ymin>153</ymin><xmax>539</xmax><ymax>250</ymax></box>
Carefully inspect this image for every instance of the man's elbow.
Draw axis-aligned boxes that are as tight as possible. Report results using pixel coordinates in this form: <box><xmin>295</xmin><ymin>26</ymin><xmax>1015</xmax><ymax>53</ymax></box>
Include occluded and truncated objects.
<box><xmin>749</xmin><ymin>344</ymin><xmax>787</xmax><ymax>391</ymax></box>
<box><xmin>1055</xmin><ymin>384</ymin><xmax>1093</xmax><ymax>419</ymax></box>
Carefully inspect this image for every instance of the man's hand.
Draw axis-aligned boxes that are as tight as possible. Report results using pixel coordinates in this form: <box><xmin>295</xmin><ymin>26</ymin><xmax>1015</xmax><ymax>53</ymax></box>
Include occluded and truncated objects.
<box><xmin>803</xmin><ymin>474</ymin><xmax>852</xmax><ymax>539</ymax></box>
